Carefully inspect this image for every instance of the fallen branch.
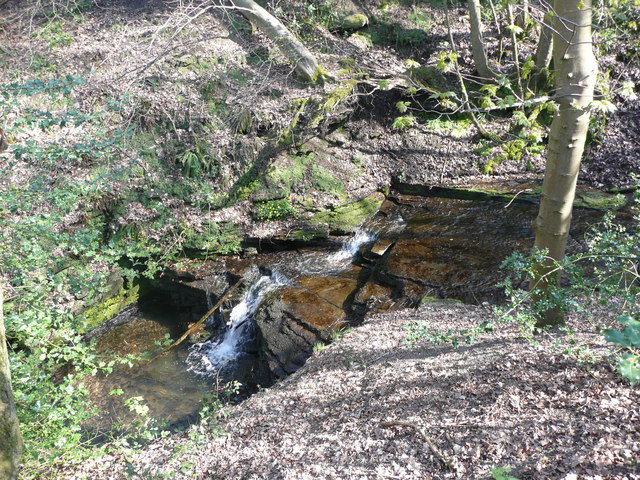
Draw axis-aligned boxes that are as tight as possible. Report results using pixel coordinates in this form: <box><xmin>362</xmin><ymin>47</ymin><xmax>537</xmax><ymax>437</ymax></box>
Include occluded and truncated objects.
<box><xmin>379</xmin><ymin>420</ymin><xmax>456</xmax><ymax>471</ymax></box>
<box><xmin>163</xmin><ymin>278</ymin><xmax>244</xmax><ymax>352</ymax></box>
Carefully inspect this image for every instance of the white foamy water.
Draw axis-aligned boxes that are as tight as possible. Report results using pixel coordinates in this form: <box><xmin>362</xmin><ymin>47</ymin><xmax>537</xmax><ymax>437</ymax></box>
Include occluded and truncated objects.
<box><xmin>187</xmin><ymin>272</ymin><xmax>289</xmax><ymax>375</ymax></box>
<box><xmin>187</xmin><ymin>228</ymin><xmax>378</xmax><ymax>377</ymax></box>
<box><xmin>278</xmin><ymin>227</ymin><xmax>377</xmax><ymax>277</ymax></box>
<box><xmin>328</xmin><ymin>229</ymin><xmax>376</xmax><ymax>262</ymax></box>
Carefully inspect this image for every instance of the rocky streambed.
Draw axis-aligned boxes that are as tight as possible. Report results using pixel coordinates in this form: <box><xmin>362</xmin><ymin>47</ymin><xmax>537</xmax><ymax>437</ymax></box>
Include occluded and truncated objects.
<box><xmin>86</xmin><ymin>191</ymin><xmax>609</xmax><ymax>430</ymax></box>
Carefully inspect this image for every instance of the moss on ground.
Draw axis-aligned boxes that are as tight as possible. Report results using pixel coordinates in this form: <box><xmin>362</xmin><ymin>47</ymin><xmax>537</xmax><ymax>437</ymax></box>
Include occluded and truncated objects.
<box><xmin>574</xmin><ymin>191</ymin><xmax>627</xmax><ymax>210</ymax></box>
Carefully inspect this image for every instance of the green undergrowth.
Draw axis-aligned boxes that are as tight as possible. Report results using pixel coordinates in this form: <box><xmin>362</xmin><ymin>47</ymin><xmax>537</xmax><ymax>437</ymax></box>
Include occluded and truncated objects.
<box><xmin>223</xmin><ymin>151</ymin><xmax>350</xmax><ymax>222</ymax></box>
<box><xmin>0</xmin><ymin>75</ymin><xmax>240</xmax><ymax>475</ymax></box>
<box><xmin>253</xmin><ymin>198</ymin><xmax>296</xmax><ymax>221</ymax></box>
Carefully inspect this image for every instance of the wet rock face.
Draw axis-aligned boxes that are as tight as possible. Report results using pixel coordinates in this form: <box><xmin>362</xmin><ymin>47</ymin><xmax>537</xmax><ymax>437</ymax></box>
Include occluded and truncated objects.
<box><xmin>255</xmin><ymin>276</ymin><xmax>358</xmax><ymax>377</ymax></box>
<box><xmin>370</xmin><ymin>196</ymin><xmax>606</xmax><ymax>303</ymax></box>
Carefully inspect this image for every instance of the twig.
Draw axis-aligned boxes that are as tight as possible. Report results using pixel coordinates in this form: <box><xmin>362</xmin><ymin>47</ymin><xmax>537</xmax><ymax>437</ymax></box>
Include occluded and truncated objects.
<box><xmin>504</xmin><ymin>189</ymin><xmax>533</xmax><ymax>208</ymax></box>
<box><xmin>444</xmin><ymin>0</ymin><xmax>497</xmax><ymax>141</ymax></box>
<box><xmin>379</xmin><ymin>420</ymin><xmax>456</xmax><ymax>470</ymax></box>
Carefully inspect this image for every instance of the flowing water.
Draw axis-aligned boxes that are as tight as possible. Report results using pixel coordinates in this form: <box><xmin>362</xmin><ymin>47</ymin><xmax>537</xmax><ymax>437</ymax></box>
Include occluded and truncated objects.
<box><xmin>86</xmin><ymin>194</ymin><xmax>607</xmax><ymax>429</ymax></box>
<box><xmin>187</xmin><ymin>272</ymin><xmax>290</xmax><ymax>377</ymax></box>
<box><xmin>186</xmin><ymin>231</ymin><xmax>376</xmax><ymax>378</ymax></box>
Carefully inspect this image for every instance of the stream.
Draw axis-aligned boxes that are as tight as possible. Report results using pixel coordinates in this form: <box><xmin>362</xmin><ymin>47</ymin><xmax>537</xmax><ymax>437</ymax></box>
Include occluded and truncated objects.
<box><xmin>86</xmin><ymin>193</ymin><xmax>605</xmax><ymax>432</ymax></box>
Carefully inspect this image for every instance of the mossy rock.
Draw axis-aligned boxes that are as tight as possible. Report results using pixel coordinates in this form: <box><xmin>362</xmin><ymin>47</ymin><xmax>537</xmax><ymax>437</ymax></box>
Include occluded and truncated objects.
<box><xmin>79</xmin><ymin>284</ymin><xmax>141</xmax><ymax>334</ymax></box>
<box><xmin>251</xmin><ymin>186</ymin><xmax>289</xmax><ymax>202</ymax></box>
<box><xmin>335</xmin><ymin>14</ymin><xmax>369</xmax><ymax>31</ymax></box>
<box><xmin>310</xmin><ymin>193</ymin><xmax>385</xmax><ymax>234</ymax></box>
<box><xmin>406</xmin><ymin>66</ymin><xmax>448</xmax><ymax>93</ymax></box>
<box><xmin>392</xmin><ymin>180</ymin><xmax>538</xmax><ymax>204</ymax></box>
<box><xmin>291</xmin><ymin>228</ymin><xmax>330</xmax><ymax>241</ymax></box>
<box><xmin>394</xmin><ymin>179</ymin><xmax>626</xmax><ymax>212</ymax></box>
<box><xmin>574</xmin><ymin>191</ymin><xmax>626</xmax><ymax>211</ymax></box>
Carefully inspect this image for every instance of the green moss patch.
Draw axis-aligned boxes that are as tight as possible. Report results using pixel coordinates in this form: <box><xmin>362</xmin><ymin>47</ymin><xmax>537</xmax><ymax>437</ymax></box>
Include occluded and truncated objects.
<box><xmin>574</xmin><ymin>191</ymin><xmax>627</xmax><ymax>211</ymax></box>
<box><xmin>310</xmin><ymin>193</ymin><xmax>385</xmax><ymax>234</ymax></box>
<box><xmin>79</xmin><ymin>284</ymin><xmax>140</xmax><ymax>334</ymax></box>
<box><xmin>393</xmin><ymin>180</ymin><xmax>627</xmax><ymax>212</ymax></box>
<box><xmin>335</xmin><ymin>14</ymin><xmax>369</xmax><ymax>31</ymax></box>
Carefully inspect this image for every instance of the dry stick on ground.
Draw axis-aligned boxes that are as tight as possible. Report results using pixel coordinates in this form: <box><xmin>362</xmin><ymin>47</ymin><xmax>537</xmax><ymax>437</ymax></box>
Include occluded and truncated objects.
<box><xmin>379</xmin><ymin>420</ymin><xmax>456</xmax><ymax>471</ymax></box>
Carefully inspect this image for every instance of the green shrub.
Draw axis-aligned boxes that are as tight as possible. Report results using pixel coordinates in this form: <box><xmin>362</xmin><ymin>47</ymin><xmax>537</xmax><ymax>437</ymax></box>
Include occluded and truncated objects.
<box><xmin>0</xmin><ymin>75</ymin><xmax>238</xmax><ymax>475</ymax></box>
<box><xmin>253</xmin><ymin>199</ymin><xmax>296</xmax><ymax>221</ymax></box>
<box><xmin>605</xmin><ymin>316</ymin><xmax>640</xmax><ymax>385</ymax></box>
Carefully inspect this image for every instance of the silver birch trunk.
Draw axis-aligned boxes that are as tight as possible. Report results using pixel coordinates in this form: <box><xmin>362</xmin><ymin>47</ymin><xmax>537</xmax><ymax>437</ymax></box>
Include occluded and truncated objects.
<box><xmin>468</xmin><ymin>0</ymin><xmax>496</xmax><ymax>80</ymax></box>
<box><xmin>531</xmin><ymin>0</ymin><xmax>598</xmax><ymax>326</ymax></box>
<box><xmin>229</xmin><ymin>0</ymin><xmax>320</xmax><ymax>82</ymax></box>
<box><xmin>0</xmin><ymin>286</ymin><xmax>22</xmax><ymax>480</ymax></box>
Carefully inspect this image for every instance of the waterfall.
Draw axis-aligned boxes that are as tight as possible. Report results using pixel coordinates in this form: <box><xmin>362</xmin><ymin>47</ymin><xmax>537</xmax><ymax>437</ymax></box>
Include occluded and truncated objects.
<box><xmin>187</xmin><ymin>228</ymin><xmax>374</xmax><ymax>377</ymax></box>
<box><xmin>329</xmin><ymin>228</ymin><xmax>376</xmax><ymax>262</ymax></box>
<box><xmin>280</xmin><ymin>227</ymin><xmax>376</xmax><ymax>276</ymax></box>
<box><xmin>187</xmin><ymin>272</ymin><xmax>289</xmax><ymax>376</ymax></box>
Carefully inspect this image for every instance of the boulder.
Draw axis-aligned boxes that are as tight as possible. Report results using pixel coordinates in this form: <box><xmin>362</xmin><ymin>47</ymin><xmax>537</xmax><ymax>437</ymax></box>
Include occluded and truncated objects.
<box><xmin>254</xmin><ymin>276</ymin><xmax>358</xmax><ymax>377</ymax></box>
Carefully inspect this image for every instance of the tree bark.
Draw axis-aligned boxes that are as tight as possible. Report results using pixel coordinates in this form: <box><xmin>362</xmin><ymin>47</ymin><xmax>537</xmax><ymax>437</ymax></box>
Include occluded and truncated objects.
<box><xmin>532</xmin><ymin>12</ymin><xmax>553</xmax><ymax>91</ymax></box>
<box><xmin>0</xmin><ymin>285</ymin><xmax>22</xmax><ymax>480</ymax></box>
<box><xmin>229</xmin><ymin>0</ymin><xmax>321</xmax><ymax>83</ymax></box>
<box><xmin>515</xmin><ymin>0</ymin><xmax>529</xmax><ymax>28</ymax></box>
<box><xmin>468</xmin><ymin>0</ymin><xmax>497</xmax><ymax>80</ymax></box>
<box><xmin>530</xmin><ymin>0</ymin><xmax>598</xmax><ymax>326</ymax></box>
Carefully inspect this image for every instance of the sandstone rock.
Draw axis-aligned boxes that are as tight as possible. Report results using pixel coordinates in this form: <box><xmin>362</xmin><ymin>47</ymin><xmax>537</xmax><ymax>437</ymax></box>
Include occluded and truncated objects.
<box><xmin>255</xmin><ymin>276</ymin><xmax>358</xmax><ymax>377</ymax></box>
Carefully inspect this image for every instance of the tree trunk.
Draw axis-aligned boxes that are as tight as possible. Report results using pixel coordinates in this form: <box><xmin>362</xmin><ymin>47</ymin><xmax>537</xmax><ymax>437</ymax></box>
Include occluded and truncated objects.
<box><xmin>229</xmin><ymin>0</ymin><xmax>321</xmax><ymax>83</ymax></box>
<box><xmin>468</xmin><ymin>0</ymin><xmax>497</xmax><ymax>80</ymax></box>
<box><xmin>530</xmin><ymin>0</ymin><xmax>598</xmax><ymax>327</ymax></box>
<box><xmin>507</xmin><ymin>3</ymin><xmax>523</xmax><ymax>98</ymax></box>
<box><xmin>532</xmin><ymin>12</ymin><xmax>553</xmax><ymax>91</ymax></box>
<box><xmin>515</xmin><ymin>0</ymin><xmax>529</xmax><ymax>28</ymax></box>
<box><xmin>0</xmin><ymin>286</ymin><xmax>22</xmax><ymax>480</ymax></box>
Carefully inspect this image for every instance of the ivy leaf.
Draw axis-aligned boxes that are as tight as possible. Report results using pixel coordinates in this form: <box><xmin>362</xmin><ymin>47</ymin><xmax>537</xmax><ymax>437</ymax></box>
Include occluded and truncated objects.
<box><xmin>619</xmin><ymin>81</ymin><xmax>638</xmax><ymax>101</ymax></box>
<box><xmin>480</xmin><ymin>84</ymin><xmax>499</xmax><ymax>96</ymax></box>
<box><xmin>392</xmin><ymin>115</ymin><xmax>416</xmax><ymax>130</ymax></box>
<box><xmin>396</xmin><ymin>101</ymin><xmax>411</xmax><ymax>113</ymax></box>
<box><xmin>590</xmin><ymin>99</ymin><xmax>617</xmax><ymax>114</ymax></box>
<box><xmin>605</xmin><ymin>328</ymin><xmax>631</xmax><ymax>348</ymax></box>
<box><xmin>491</xmin><ymin>466</ymin><xmax>521</xmax><ymax>480</ymax></box>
